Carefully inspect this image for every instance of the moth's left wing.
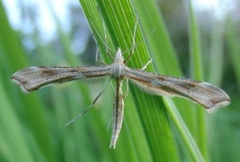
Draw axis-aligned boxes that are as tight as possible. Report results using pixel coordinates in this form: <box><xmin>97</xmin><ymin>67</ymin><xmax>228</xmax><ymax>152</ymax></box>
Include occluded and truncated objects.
<box><xmin>125</xmin><ymin>68</ymin><xmax>230</xmax><ymax>112</ymax></box>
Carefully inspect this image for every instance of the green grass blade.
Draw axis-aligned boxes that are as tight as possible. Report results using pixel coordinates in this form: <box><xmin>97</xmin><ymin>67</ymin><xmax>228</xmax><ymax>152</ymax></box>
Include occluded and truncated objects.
<box><xmin>188</xmin><ymin>1</ymin><xmax>206</xmax><ymax>159</ymax></box>
<box><xmin>132</xmin><ymin>0</ymin><xmax>182</xmax><ymax>76</ymax></box>
<box><xmin>164</xmin><ymin>98</ymin><xmax>205</xmax><ymax>162</ymax></box>
<box><xmin>226</xmin><ymin>19</ymin><xmax>240</xmax><ymax>88</ymax></box>
<box><xmin>3</xmin><ymin>0</ymin><xmax>235</xmax><ymax>161</ymax></box>
<box><xmin>208</xmin><ymin>21</ymin><xmax>225</xmax><ymax>86</ymax></box>
<box><xmin>80</xmin><ymin>0</ymin><xmax>179</xmax><ymax>161</ymax></box>
<box><xmin>0</xmin><ymin>77</ymin><xmax>35</xmax><ymax>162</ymax></box>
<box><xmin>0</xmin><ymin>1</ymin><xmax>57</xmax><ymax>161</ymax></box>
<box><xmin>133</xmin><ymin>0</ymin><xmax>205</xmax><ymax>161</ymax></box>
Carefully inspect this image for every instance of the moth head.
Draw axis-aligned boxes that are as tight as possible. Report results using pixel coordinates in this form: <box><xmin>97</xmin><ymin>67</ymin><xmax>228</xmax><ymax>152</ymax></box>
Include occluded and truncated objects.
<box><xmin>114</xmin><ymin>47</ymin><xmax>124</xmax><ymax>63</ymax></box>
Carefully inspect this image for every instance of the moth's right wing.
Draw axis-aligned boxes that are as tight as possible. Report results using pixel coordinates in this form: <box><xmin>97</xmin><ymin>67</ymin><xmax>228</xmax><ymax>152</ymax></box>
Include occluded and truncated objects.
<box><xmin>11</xmin><ymin>66</ymin><xmax>111</xmax><ymax>93</ymax></box>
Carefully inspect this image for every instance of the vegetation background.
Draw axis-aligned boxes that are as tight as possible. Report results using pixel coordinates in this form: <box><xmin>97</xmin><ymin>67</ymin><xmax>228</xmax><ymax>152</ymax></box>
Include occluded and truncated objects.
<box><xmin>0</xmin><ymin>0</ymin><xmax>239</xmax><ymax>161</ymax></box>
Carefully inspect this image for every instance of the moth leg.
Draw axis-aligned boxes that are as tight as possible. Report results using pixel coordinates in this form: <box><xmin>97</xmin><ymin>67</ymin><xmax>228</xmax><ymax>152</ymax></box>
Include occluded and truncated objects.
<box><xmin>98</xmin><ymin>7</ymin><xmax>114</xmax><ymax>61</ymax></box>
<box><xmin>107</xmin><ymin>117</ymin><xmax>113</xmax><ymax>131</ymax></box>
<box><xmin>124</xmin><ymin>15</ymin><xmax>139</xmax><ymax>64</ymax></box>
<box><xmin>95</xmin><ymin>48</ymin><xmax>106</xmax><ymax>65</ymax></box>
<box><xmin>65</xmin><ymin>78</ymin><xmax>111</xmax><ymax>126</ymax></box>
<box><xmin>141</xmin><ymin>58</ymin><xmax>153</xmax><ymax>70</ymax></box>
<box><xmin>123</xmin><ymin>79</ymin><xmax>129</xmax><ymax>98</ymax></box>
<box><xmin>89</xmin><ymin>8</ymin><xmax>114</xmax><ymax>61</ymax></box>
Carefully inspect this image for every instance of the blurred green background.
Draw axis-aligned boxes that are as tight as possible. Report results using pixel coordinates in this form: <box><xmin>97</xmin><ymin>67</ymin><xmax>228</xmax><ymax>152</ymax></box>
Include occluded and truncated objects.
<box><xmin>0</xmin><ymin>0</ymin><xmax>239</xmax><ymax>162</ymax></box>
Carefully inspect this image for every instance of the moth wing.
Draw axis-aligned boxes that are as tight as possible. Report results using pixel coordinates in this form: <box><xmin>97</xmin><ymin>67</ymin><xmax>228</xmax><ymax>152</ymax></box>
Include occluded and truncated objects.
<box><xmin>11</xmin><ymin>66</ymin><xmax>110</xmax><ymax>93</ymax></box>
<box><xmin>126</xmin><ymin>69</ymin><xmax>230</xmax><ymax>112</ymax></box>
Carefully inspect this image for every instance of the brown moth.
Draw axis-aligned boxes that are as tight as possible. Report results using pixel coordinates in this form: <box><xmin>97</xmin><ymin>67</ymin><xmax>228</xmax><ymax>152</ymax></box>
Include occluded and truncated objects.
<box><xmin>11</xmin><ymin>47</ymin><xmax>230</xmax><ymax>148</ymax></box>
